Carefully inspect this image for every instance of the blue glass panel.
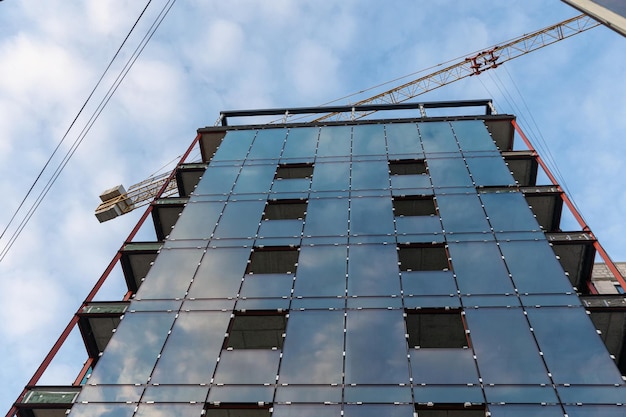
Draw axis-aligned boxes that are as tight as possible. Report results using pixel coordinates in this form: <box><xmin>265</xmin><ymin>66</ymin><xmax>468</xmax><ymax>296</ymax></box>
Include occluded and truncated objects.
<box><xmin>480</xmin><ymin>191</ymin><xmax>540</xmax><ymax>232</ymax></box>
<box><xmin>194</xmin><ymin>165</ymin><xmax>239</xmax><ymax>195</ymax></box>
<box><xmin>69</xmin><ymin>404</ymin><xmax>135</xmax><ymax>417</ymax></box>
<box><xmin>142</xmin><ymin>385</ymin><xmax>208</xmax><ymax>402</ymax></box>
<box><xmin>232</xmin><ymin>165</ymin><xmax>276</xmax><ymax>194</ymax></box>
<box><xmin>212</xmin><ymin>200</ymin><xmax>265</xmax><ymax>238</ymax></box>
<box><xmin>137</xmin><ymin>249</ymin><xmax>204</xmax><ymax>299</ymax></box>
<box><xmin>410</xmin><ymin>348</ymin><xmax>479</xmax><ymax>384</ymax></box>
<box><xmin>187</xmin><ymin>247</ymin><xmax>250</xmax><ymax>298</ymax></box>
<box><xmin>347</xmin><ymin>296</ymin><xmax>403</xmax><ymax>308</ymax></box>
<box><xmin>271</xmin><ymin>178</ymin><xmax>311</xmax><ymax>193</ymax></box>
<box><xmin>466</xmin><ymin>155</ymin><xmax>515</xmax><ymax>186</ymax></box>
<box><xmin>76</xmin><ymin>385</ymin><xmax>143</xmax><ymax>403</ymax></box>
<box><xmin>207</xmin><ymin>386</ymin><xmax>274</xmax><ymax>402</ymax></box>
<box><xmin>182</xmin><ymin>299</ymin><xmax>236</xmax><ymax>311</ymax></box>
<box><xmin>448</xmin><ymin>242</ymin><xmax>515</xmax><ymax>295</ymax></box>
<box><xmin>311</xmin><ymin>161</ymin><xmax>350</xmax><ymax>191</ymax></box>
<box><xmin>304</xmin><ymin>198</ymin><xmax>349</xmax><ymax>237</ymax></box>
<box><xmin>240</xmin><ymin>273</ymin><xmax>294</xmax><ymax>298</ymax></box>
<box><xmin>282</xmin><ymin>127</ymin><xmax>319</xmax><ymax>160</ymax></box>
<box><xmin>520</xmin><ymin>294</ymin><xmax>581</xmax><ymax>307</ymax></box>
<box><xmin>419</xmin><ymin>121</ymin><xmax>459</xmax><ymax>154</ymax></box>
<box><xmin>351</xmin><ymin>160</ymin><xmax>389</xmax><ymax>190</ymax></box>
<box><xmin>350</xmin><ymin>197</ymin><xmax>395</xmax><ymax>236</ymax></box>
<box><xmin>151</xmin><ymin>311</ymin><xmax>230</xmax><ymax>384</ymax></box>
<box><xmin>401</xmin><ymin>271</ymin><xmax>457</xmax><ymax>296</ymax></box>
<box><xmin>386</xmin><ymin>123</ymin><xmax>422</xmax><ymax>157</ymax></box>
<box><xmin>488</xmin><ymin>405</ymin><xmax>564</xmax><ymax>417</ymax></box>
<box><xmin>404</xmin><ymin>295</ymin><xmax>461</xmax><ymax>308</ymax></box>
<box><xmin>134</xmin><ymin>404</ymin><xmax>203</xmax><ymax>417</ymax></box>
<box><xmin>275</xmin><ymin>386</ymin><xmax>342</xmax><ymax>403</ymax></box>
<box><xmin>214</xmin><ymin>350</ymin><xmax>280</xmax><ymax>384</ymax></box>
<box><xmin>129</xmin><ymin>299</ymin><xmax>182</xmax><ymax>311</ymax></box>
<box><xmin>344</xmin><ymin>405</ymin><xmax>414</xmax><ymax>417</ymax></box>
<box><xmin>348</xmin><ymin>245</ymin><xmax>401</xmax><ymax>296</ymax></box>
<box><xmin>352</xmin><ymin>124</ymin><xmax>386</xmax><ymax>156</ymax></box>
<box><xmin>235</xmin><ymin>297</ymin><xmax>290</xmax><ymax>310</ymax></box>
<box><xmin>390</xmin><ymin>173</ymin><xmax>431</xmax><ymax>190</ymax></box>
<box><xmin>427</xmin><ymin>157</ymin><xmax>472</xmax><ymax>187</ymax></box>
<box><xmin>437</xmin><ymin>194</ymin><xmax>490</xmax><ymax>233</ymax></box>
<box><xmin>247</xmin><ymin>128</ymin><xmax>287</xmax><ymax>160</ymax></box>
<box><xmin>273</xmin><ymin>405</ymin><xmax>341</xmax><ymax>417</ymax></box>
<box><xmin>344</xmin><ymin>386</ymin><xmax>412</xmax><ymax>403</ymax></box>
<box><xmin>452</xmin><ymin>120</ymin><xmax>498</xmax><ymax>151</ymax></box>
<box><xmin>499</xmin><ymin>241</ymin><xmax>573</xmax><ymax>294</ymax></box>
<box><xmin>397</xmin><ymin>233</ymin><xmax>445</xmax><ymax>245</ymax></box>
<box><xmin>395</xmin><ymin>215</ymin><xmax>442</xmax><ymax>235</ymax></box>
<box><xmin>168</xmin><ymin>201</ymin><xmax>224</xmax><ymax>240</ymax></box>
<box><xmin>465</xmin><ymin>308</ymin><xmax>550</xmax><ymax>384</ymax></box>
<box><xmin>212</xmin><ymin>130</ymin><xmax>255</xmax><ymax>161</ymax></box>
<box><xmin>317</xmin><ymin>125</ymin><xmax>352</xmax><ymax>157</ymax></box>
<box><xmin>413</xmin><ymin>386</ymin><xmax>484</xmax><ymax>403</ymax></box>
<box><xmin>484</xmin><ymin>385</ymin><xmax>558</xmax><ymax>403</ymax></box>
<box><xmin>257</xmin><ymin>219</ymin><xmax>303</xmax><ymax>238</ymax></box>
<box><xmin>558</xmin><ymin>385</ymin><xmax>626</xmax><ymax>404</ymax></box>
<box><xmin>89</xmin><ymin>312</ymin><xmax>175</xmax><ymax>384</ymax></box>
<box><xmin>294</xmin><ymin>245</ymin><xmax>347</xmax><ymax>297</ymax></box>
<box><xmin>564</xmin><ymin>405</ymin><xmax>626</xmax><ymax>416</ymax></box>
<box><xmin>461</xmin><ymin>294</ymin><xmax>520</xmax><ymax>307</ymax></box>
<box><xmin>290</xmin><ymin>297</ymin><xmax>345</xmax><ymax>309</ymax></box>
<box><xmin>279</xmin><ymin>310</ymin><xmax>344</xmax><ymax>384</ymax></box>
<box><xmin>526</xmin><ymin>307</ymin><xmax>624</xmax><ymax>384</ymax></box>
<box><xmin>345</xmin><ymin>309</ymin><xmax>409</xmax><ymax>383</ymax></box>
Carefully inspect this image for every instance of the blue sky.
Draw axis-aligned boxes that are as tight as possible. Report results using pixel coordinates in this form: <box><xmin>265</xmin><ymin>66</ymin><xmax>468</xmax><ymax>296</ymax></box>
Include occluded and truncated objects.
<box><xmin>1</xmin><ymin>0</ymin><xmax>625</xmax><ymax>412</ymax></box>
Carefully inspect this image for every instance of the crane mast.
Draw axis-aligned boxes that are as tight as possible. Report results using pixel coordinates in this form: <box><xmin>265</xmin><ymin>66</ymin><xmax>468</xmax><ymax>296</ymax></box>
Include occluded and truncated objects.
<box><xmin>95</xmin><ymin>14</ymin><xmax>599</xmax><ymax>221</ymax></box>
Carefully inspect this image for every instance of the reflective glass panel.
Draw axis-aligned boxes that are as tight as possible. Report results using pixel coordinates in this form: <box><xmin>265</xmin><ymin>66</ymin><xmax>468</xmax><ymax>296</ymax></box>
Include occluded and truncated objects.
<box><xmin>448</xmin><ymin>242</ymin><xmax>515</xmax><ymax>295</ymax></box>
<box><xmin>142</xmin><ymin>385</ymin><xmax>208</xmax><ymax>402</ymax></box>
<box><xmin>410</xmin><ymin>348</ymin><xmax>479</xmax><ymax>384</ymax></box>
<box><xmin>352</xmin><ymin>124</ymin><xmax>386</xmax><ymax>156</ymax></box>
<box><xmin>427</xmin><ymin>157</ymin><xmax>472</xmax><ymax>187</ymax></box>
<box><xmin>168</xmin><ymin>201</ymin><xmax>224</xmax><ymax>240</ymax></box>
<box><xmin>564</xmin><ymin>405</ymin><xmax>626</xmax><ymax>417</ymax></box>
<box><xmin>194</xmin><ymin>165</ymin><xmax>240</xmax><ymax>195</ymax></box>
<box><xmin>488</xmin><ymin>405</ymin><xmax>564</xmax><ymax>417</ymax></box>
<box><xmin>499</xmin><ymin>240</ymin><xmax>573</xmax><ymax>294</ymax></box>
<box><xmin>345</xmin><ymin>309</ymin><xmax>410</xmax><ymax>383</ymax></box>
<box><xmin>465</xmin><ymin>308</ymin><xmax>550</xmax><ymax>384</ymax></box>
<box><xmin>294</xmin><ymin>245</ymin><xmax>347</xmax><ymax>297</ymax></box>
<box><xmin>303</xmin><ymin>198</ymin><xmax>349</xmax><ymax>236</ymax></box>
<box><xmin>484</xmin><ymin>385</ymin><xmax>558</xmax><ymax>403</ymax></box>
<box><xmin>344</xmin><ymin>386</ymin><xmax>412</xmax><ymax>403</ymax></box>
<box><xmin>344</xmin><ymin>404</ymin><xmax>415</xmax><ymax>417</ymax></box>
<box><xmin>88</xmin><ymin>312</ymin><xmax>175</xmax><ymax>384</ymax></box>
<box><xmin>395</xmin><ymin>215</ymin><xmax>442</xmax><ymax>235</ymax></box>
<box><xmin>348</xmin><ymin>244</ymin><xmax>401</xmax><ymax>296</ymax></box>
<box><xmin>480</xmin><ymin>191</ymin><xmax>540</xmax><ymax>232</ymax></box>
<box><xmin>136</xmin><ymin>248</ymin><xmax>204</xmax><ymax>299</ymax></box>
<box><xmin>437</xmin><ymin>194</ymin><xmax>490</xmax><ymax>233</ymax></box>
<box><xmin>257</xmin><ymin>219</ymin><xmax>303</xmax><ymax>238</ymax></box>
<box><xmin>466</xmin><ymin>155</ymin><xmax>515</xmax><ymax>186</ymax></box>
<box><xmin>412</xmin><ymin>386</ymin><xmax>484</xmax><ymax>403</ymax></box>
<box><xmin>240</xmin><ymin>273</ymin><xmax>293</xmax><ymax>297</ymax></box>
<box><xmin>207</xmin><ymin>386</ymin><xmax>274</xmax><ymax>403</ymax></box>
<box><xmin>419</xmin><ymin>121</ymin><xmax>459</xmax><ymax>154</ymax></box>
<box><xmin>232</xmin><ymin>165</ymin><xmax>276</xmax><ymax>194</ymax></box>
<box><xmin>349</xmin><ymin>197</ymin><xmax>394</xmax><ymax>235</ymax></box>
<box><xmin>214</xmin><ymin>350</ymin><xmax>281</xmax><ymax>384</ymax></box>
<box><xmin>76</xmin><ymin>385</ymin><xmax>143</xmax><ymax>403</ymax></box>
<box><xmin>311</xmin><ymin>161</ymin><xmax>350</xmax><ymax>191</ymax></box>
<box><xmin>275</xmin><ymin>386</ymin><xmax>342</xmax><ymax>403</ymax></box>
<box><xmin>401</xmin><ymin>270</ymin><xmax>457</xmax><ymax>296</ymax></box>
<box><xmin>134</xmin><ymin>404</ymin><xmax>203</xmax><ymax>417</ymax></box>
<box><xmin>282</xmin><ymin>127</ymin><xmax>319</xmax><ymax>159</ymax></box>
<box><xmin>317</xmin><ymin>125</ymin><xmax>352</xmax><ymax>157</ymax></box>
<box><xmin>273</xmin><ymin>405</ymin><xmax>341</xmax><ymax>417</ymax></box>
<box><xmin>187</xmin><ymin>247</ymin><xmax>250</xmax><ymax>298</ymax></box>
<box><xmin>247</xmin><ymin>128</ymin><xmax>287</xmax><ymax>160</ymax></box>
<box><xmin>351</xmin><ymin>160</ymin><xmax>390</xmax><ymax>190</ymax></box>
<box><xmin>68</xmin><ymin>404</ymin><xmax>135</xmax><ymax>417</ymax></box>
<box><xmin>452</xmin><ymin>120</ymin><xmax>498</xmax><ymax>152</ymax></box>
<box><xmin>151</xmin><ymin>311</ymin><xmax>230</xmax><ymax>383</ymax></box>
<box><xmin>390</xmin><ymin>173</ymin><xmax>432</xmax><ymax>190</ymax></box>
<box><xmin>279</xmin><ymin>310</ymin><xmax>344</xmax><ymax>384</ymax></box>
<box><xmin>558</xmin><ymin>385</ymin><xmax>626</xmax><ymax>404</ymax></box>
<box><xmin>526</xmin><ymin>307</ymin><xmax>624</xmax><ymax>384</ymax></box>
<box><xmin>212</xmin><ymin>130</ymin><xmax>256</xmax><ymax>161</ymax></box>
<box><xmin>212</xmin><ymin>200</ymin><xmax>265</xmax><ymax>238</ymax></box>
<box><xmin>386</xmin><ymin>123</ymin><xmax>422</xmax><ymax>157</ymax></box>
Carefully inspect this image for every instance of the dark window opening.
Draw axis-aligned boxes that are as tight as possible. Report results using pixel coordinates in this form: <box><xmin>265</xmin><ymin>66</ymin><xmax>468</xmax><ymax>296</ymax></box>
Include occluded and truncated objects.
<box><xmin>393</xmin><ymin>196</ymin><xmax>436</xmax><ymax>216</ymax></box>
<box><xmin>248</xmin><ymin>247</ymin><xmax>299</xmax><ymax>274</ymax></box>
<box><xmin>275</xmin><ymin>163</ymin><xmax>313</xmax><ymax>179</ymax></box>
<box><xmin>389</xmin><ymin>159</ymin><xmax>427</xmax><ymax>175</ymax></box>
<box><xmin>415</xmin><ymin>404</ymin><xmax>486</xmax><ymax>417</ymax></box>
<box><xmin>263</xmin><ymin>199</ymin><xmax>307</xmax><ymax>220</ymax></box>
<box><xmin>225</xmin><ymin>312</ymin><xmax>287</xmax><ymax>349</ymax></box>
<box><xmin>406</xmin><ymin>310</ymin><xmax>468</xmax><ymax>348</ymax></box>
<box><xmin>398</xmin><ymin>245</ymin><xmax>449</xmax><ymax>271</ymax></box>
<box><xmin>205</xmin><ymin>403</ymin><xmax>272</xmax><ymax>417</ymax></box>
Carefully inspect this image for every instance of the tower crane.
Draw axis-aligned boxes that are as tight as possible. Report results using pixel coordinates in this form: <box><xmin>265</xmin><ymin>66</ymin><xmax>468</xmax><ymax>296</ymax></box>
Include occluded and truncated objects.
<box><xmin>95</xmin><ymin>14</ymin><xmax>599</xmax><ymax>222</ymax></box>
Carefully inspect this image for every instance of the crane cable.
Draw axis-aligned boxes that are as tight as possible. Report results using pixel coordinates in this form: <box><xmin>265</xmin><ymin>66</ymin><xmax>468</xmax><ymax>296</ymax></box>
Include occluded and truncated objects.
<box><xmin>0</xmin><ymin>0</ymin><xmax>179</xmax><ymax>263</ymax></box>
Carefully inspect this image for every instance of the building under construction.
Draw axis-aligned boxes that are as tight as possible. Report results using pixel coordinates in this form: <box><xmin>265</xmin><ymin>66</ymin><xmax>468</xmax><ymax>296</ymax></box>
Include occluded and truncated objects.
<box><xmin>10</xmin><ymin>100</ymin><xmax>626</xmax><ymax>417</ymax></box>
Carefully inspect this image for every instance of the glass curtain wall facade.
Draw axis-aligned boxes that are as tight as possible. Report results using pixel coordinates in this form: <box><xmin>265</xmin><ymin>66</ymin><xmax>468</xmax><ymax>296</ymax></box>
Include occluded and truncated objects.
<box><xmin>66</xmin><ymin>111</ymin><xmax>624</xmax><ymax>416</ymax></box>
